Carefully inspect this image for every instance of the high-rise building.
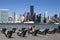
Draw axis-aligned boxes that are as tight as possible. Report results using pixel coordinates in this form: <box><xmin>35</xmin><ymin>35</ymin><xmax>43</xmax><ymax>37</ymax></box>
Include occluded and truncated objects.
<box><xmin>59</xmin><ymin>13</ymin><xmax>60</xmax><ymax>18</ymax></box>
<box><xmin>26</xmin><ymin>12</ymin><xmax>30</xmax><ymax>21</ymax></box>
<box><xmin>40</xmin><ymin>13</ymin><xmax>44</xmax><ymax>23</ymax></box>
<box><xmin>30</xmin><ymin>5</ymin><xmax>34</xmax><ymax>16</ymax></box>
<box><xmin>40</xmin><ymin>14</ymin><xmax>42</xmax><ymax>23</ymax></box>
<box><xmin>0</xmin><ymin>9</ymin><xmax>8</xmax><ymax>23</ymax></box>
<box><xmin>19</xmin><ymin>15</ymin><xmax>24</xmax><ymax>23</ymax></box>
<box><xmin>43</xmin><ymin>13</ymin><xmax>46</xmax><ymax>23</ymax></box>
<box><xmin>59</xmin><ymin>13</ymin><xmax>60</xmax><ymax>23</ymax></box>
<box><xmin>54</xmin><ymin>14</ymin><xmax>58</xmax><ymax>19</ymax></box>
<box><xmin>12</xmin><ymin>12</ymin><xmax>16</xmax><ymax>23</ymax></box>
<box><xmin>33</xmin><ymin>13</ymin><xmax>36</xmax><ymax>22</ymax></box>
<box><xmin>46</xmin><ymin>16</ymin><xmax>50</xmax><ymax>23</ymax></box>
<box><xmin>37</xmin><ymin>13</ymin><xmax>43</xmax><ymax>23</ymax></box>
<box><xmin>30</xmin><ymin>5</ymin><xmax>34</xmax><ymax>21</ymax></box>
<box><xmin>23</xmin><ymin>12</ymin><xmax>27</xmax><ymax>21</ymax></box>
<box><xmin>45</xmin><ymin>11</ymin><xmax>48</xmax><ymax>18</ymax></box>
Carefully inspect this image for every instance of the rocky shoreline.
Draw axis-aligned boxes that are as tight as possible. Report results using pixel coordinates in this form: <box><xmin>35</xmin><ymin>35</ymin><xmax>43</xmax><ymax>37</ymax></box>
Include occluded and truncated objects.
<box><xmin>0</xmin><ymin>31</ymin><xmax>60</xmax><ymax>40</ymax></box>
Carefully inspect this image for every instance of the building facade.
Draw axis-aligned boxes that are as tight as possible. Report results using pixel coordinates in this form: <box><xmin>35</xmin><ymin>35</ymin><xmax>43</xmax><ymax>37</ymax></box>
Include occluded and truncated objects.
<box><xmin>37</xmin><ymin>13</ymin><xmax>43</xmax><ymax>23</ymax></box>
<box><xmin>30</xmin><ymin>5</ymin><xmax>34</xmax><ymax>21</ymax></box>
<box><xmin>12</xmin><ymin>12</ymin><xmax>16</xmax><ymax>23</ymax></box>
<box><xmin>30</xmin><ymin>5</ymin><xmax>34</xmax><ymax>16</ymax></box>
<box><xmin>23</xmin><ymin>12</ymin><xmax>27</xmax><ymax>21</ymax></box>
<box><xmin>27</xmin><ymin>12</ymin><xmax>30</xmax><ymax>21</ymax></box>
<box><xmin>0</xmin><ymin>9</ymin><xmax>8</xmax><ymax>23</ymax></box>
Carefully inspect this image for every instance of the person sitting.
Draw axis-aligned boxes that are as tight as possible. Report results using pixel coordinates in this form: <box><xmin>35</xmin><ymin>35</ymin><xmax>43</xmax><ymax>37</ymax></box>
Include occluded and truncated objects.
<box><xmin>12</xmin><ymin>27</ymin><xmax>17</xmax><ymax>33</ymax></box>
<box><xmin>32</xmin><ymin>26</ymin><xmax>36</xmax><ymax>32</ymax></box>
<box><xmin>17</xmin><ymin>28</ymin><xmax>27</xmax><ymax>37</ymax></box>
<box><xmin>32</xmin><ymin>26</ymin><xmax>39</xmax><ymax>36</ymax></box>
<box><xmin>5</xmin><ymin>30</ymin><xmax>13</xmax><ymax>38</ymax></box>
<box><xmin>27</xmin><ymin>26</ymin><xmax>39</xmax><ymax>36</ymax></box>
<box><xmin>48</xmin><ymin>28</ymin><xmax>57</xmax><ymax>34</ymax></box>
<box><xmin>57</xmin><ymin>25</ymin><xmax>60</xmax><ymax>33</ymax></box>
<box><xmin>1</xmin><ymin>28</ymin><xmax>7</xmax><ymax>34</ymax></box>
<box><xmin>28</xmin><ymin>26</ymin><xmax>32</xmax><ymax>34</ymax></box>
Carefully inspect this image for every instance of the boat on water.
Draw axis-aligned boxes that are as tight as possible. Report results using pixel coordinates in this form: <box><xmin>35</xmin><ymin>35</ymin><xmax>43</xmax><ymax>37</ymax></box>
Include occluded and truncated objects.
<box><xmin>54</xmin><ymin>23</ymin><xmax>60</xmax><ymax>25</ymax></box>
<box><xmin>24</xmin><ymin>21</ymin><xmax>34</xmax><ymax>23</ymax></box>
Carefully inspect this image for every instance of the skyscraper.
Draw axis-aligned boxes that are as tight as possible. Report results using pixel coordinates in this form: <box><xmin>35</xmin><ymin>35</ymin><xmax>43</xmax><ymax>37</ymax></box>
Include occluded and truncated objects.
<box><xmin>33</xmin><ymin>13</ymin><xmax>36</xmax><ymax>22</ymax></box>
<box><xmin>12</xmin><ymin>12</ymin><xmax>16</xmax><ymax>23</ymax></box>
<box><xmin>40</xmin><ymin>14</ymin><xmax>42</xmax><ymax>23</ymax></box>
<box><xmin>27</xmin><ymin>12</ymin><xmax>30</xmax><ymax>21</ymax></box>
<box><xmin>23</xmin><ymin>12</ymin><xmax>27</xmax><ymax>21</ymax></box>
<box><xmin>43</xmin><ymin>13</ymin><xmax>46</xmax><ymax>23</ymax></box>
<box><xmin>37</xmin><ymin>13</ymin><xmax>43</xmax><ymax>23</ymax></box>
<box><xmin>45</xmin><ymin>11</ymin><xmax>48</xmax><ymax>18</ymax></box>
<box><xmin>30</xmin><ymin>5</ymin><xmax>34</xmax><ymax>21</ymax></box>
<box><xmin>30</xmin><ymin>5</ymin><xmax>34</xmax><ymax>16</ymax></box>
<box><xmin>0</xmin><ymin>9</ymin><xmax>8</xmax><ymax>23</ymax></box>
<box><xmin>54</xmin><ymin>14</ymin><xmax>58</xmax><ymax>19</ymax></box>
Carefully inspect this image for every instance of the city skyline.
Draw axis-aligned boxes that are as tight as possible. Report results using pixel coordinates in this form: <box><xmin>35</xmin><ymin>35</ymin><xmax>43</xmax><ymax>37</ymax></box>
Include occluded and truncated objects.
<box><xmin>0</xmin><ymin>8</ymin><xmax>60</xmax><ymax>23</ymax></box>
<box><xmin>0</xmin><ymin>0</ymin><xmax>60</xmax><ymax>16</ymax></box>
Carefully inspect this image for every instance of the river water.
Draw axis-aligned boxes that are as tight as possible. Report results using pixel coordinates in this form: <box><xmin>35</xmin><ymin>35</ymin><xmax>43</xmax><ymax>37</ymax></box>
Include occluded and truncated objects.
<box><xmin>0</xmin><ymin>23</ymin><xmax>59</xmax><ymax>30</ymax></box>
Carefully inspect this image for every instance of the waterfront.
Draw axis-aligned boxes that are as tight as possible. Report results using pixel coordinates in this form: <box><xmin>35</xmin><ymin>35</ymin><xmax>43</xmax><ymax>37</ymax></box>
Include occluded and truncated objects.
<box><xmin>0</xmin><ymin>23</ymin><xmax>59</xmax><ymax>29</ymax></box>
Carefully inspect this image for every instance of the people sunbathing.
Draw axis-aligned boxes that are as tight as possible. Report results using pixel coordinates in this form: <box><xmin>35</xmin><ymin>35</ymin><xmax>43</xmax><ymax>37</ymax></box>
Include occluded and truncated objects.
<box><xmin>57</xmin><ymin>25</ymin><xmax>60</xmax><ymax>33</ymax></box>
<box><xmin>17</xmin><ymin>28</ymin><xmax>27</xmax><ymax>37</ymax></box>
<box><xmin>12</xmin><ymin>27</ymin><xmax>17</xmax><ymax>33</ymax></box>
<box><xmin>4</xmin><ymin>30</ymin><xmax>13</xmax><ymax>38</ymax></box>
<box><xmin>28</xmin><ymin>26</ymin><xmax>39</xmax><ymax>36</ymax></box>
<box><xmin>1</xmin><ymin>28</ymin><xmax>7</xmax><ymax>34</ymax></box>
<box><xmin>48</xmin><ymin>28</ymin><xmax>57</xmax><ymax>34</ymax></box>
<box><xmin>0</xmin><ymin>25</ymin><xmax>60</xmax><ymax>38</ymax></box>
<box><xmin>28</xmin><ymin>26</ymin><xmax>32</xmax><ymax>34</ymax></box>
<box><xmin>38</xmin><ymin>28</ymin><xmax>49</xmax><ymax>35</ymax></box>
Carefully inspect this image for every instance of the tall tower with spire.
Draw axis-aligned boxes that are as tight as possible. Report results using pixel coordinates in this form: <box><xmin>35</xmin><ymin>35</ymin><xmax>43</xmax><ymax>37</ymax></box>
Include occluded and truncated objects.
<box><xmin>12</xmin><ymin>12</ymin><xmax>16</xmax><ymax>23</ymax></box>
<box><xmin>43</xmin><ymin>13</ymin><xmax>46</xmax><ymax>23</ymax></box>
<box><xmin>45</xmin><ymin>11</ymin><xmax>48</xmax><ymax>18</ymax></box>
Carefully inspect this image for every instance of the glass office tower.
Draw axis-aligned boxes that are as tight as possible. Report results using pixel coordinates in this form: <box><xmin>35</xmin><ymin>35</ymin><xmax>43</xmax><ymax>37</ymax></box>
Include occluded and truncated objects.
<box><xmin>30</xmin><ymin>5</ymin><xmax>34</xmax><ymax>16</ymax></box>
<box><xmin>0</xmin><ymin>9</ymin><xmax>8</xmax><ymax>23</ymax></box>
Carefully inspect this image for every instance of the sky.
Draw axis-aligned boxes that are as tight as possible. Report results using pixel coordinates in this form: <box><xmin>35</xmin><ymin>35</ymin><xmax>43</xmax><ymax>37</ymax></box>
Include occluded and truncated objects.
<box><xmin>0</xmin><ymin>0</ymin><xmax>60</xmax><ymax>16</ymax></box>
